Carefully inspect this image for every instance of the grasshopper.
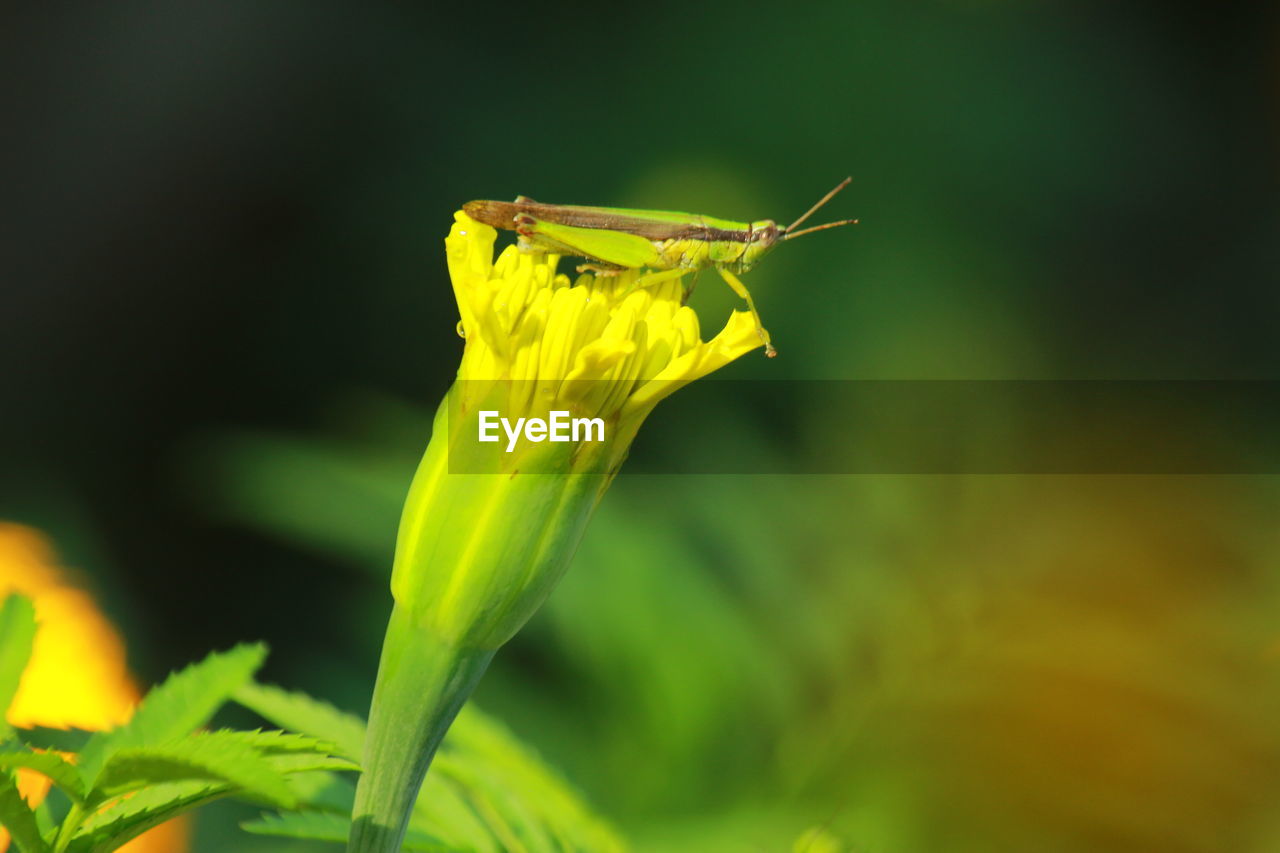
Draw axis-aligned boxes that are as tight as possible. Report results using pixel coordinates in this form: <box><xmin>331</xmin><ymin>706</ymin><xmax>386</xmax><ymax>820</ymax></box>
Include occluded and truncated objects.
<box><xmin>463</xmin><ymin>178</ymin><xmax>857</xmax><ymax>357</ymax></box>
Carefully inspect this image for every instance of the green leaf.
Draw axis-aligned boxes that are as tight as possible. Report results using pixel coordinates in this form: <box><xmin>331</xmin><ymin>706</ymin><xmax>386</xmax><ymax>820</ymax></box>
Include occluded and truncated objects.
<box><xmin>432</xmin><ymin>753</ymin><xmax>550</xmax><ymax>853</ymax></box>
<box><xmin>0</xmin><ymin>770</ymin><xmax>48</xmax><ymax>853</ymax></box>
<box><xmin>66</xmin><ymin>781</ymin><xmax>227</xmax><ymax>853</ymax></box>
<box><xmin>77</xmin><ymin>644</ymin><xmax>267</xmax><ymax>784</ymax></box>
<box><xmin>67</xmin><ymin>734</ymin><xmax>354</xmax><ymax>853</ymax></box>
<box><xmin>278</xmin><ymin>771</ymin><xmax>356</xmax><ymax>814</ymax></box>
<box><xmin>261</xmin><ymin>752</ymin><xmax>359</xmax><ymax>776</ymax></box>
<box><xmin>411</xmin><ymin>772</ymin><xmax>498</xmax><ymax>852</ymax></box>
<box><xmin>91</xmin><ymin>731</ymin><xmax>295</xmax><ymax>808</ymax></box>
<box><xmin>12</xmin><ymin>727</ymin><xmax>94</xmax><ymax>754</ymax></box>
<box><xmin>0</xmin><ymin>749</ymin><xmax>85</xmax><ymax>802</ymax></box>
<box><xmin>242</xmin><ymin>811</ymin><xmax>449</xmax><ymax>851</ymax></box>
<box><xmin>31</xmin><ymin>792</ymin><xmax>57</xmax><ymax>840</ymax></box>
<box><xmin>232</xmin><ymin>681</ymin><xmax>625</xmax><ymax>851</ymax></box>
<box><xmin>232</xmin><ymin>681</ymin><xmax>364</xmax><ymax>761</ymax></box>
<box><xmin>0</xmin><ymin>595</ymin><xmax>37</xmax><ymax>735</ymax></box>
<box><xmin>209</xmin><ymin>728</ymin><xmax>343</xmax><ymax>756</ymax></box>
<box><xmin>428</xmin><ymin>707</ymin><xmax>626</xmax><ymax>852</ymax></box>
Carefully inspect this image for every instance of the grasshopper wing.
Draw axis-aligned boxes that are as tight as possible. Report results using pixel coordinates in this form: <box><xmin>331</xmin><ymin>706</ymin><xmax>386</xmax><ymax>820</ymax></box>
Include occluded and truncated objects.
<box><xmin>517</xmin><ymin>216</ymin><xmax>660</xmax><ymax>269</ymax></box>
<box><xmin>463</xmin><ymin>200</ymin><xmax>529</xmax><ymax>230</ymax></box>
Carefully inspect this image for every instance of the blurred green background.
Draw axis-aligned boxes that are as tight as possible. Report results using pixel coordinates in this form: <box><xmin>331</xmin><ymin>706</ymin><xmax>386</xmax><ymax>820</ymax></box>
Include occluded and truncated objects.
<box><xmin>3</xmin><ymin>1</ymin><xmax>1279</xmax><ymax>850</ymax></box>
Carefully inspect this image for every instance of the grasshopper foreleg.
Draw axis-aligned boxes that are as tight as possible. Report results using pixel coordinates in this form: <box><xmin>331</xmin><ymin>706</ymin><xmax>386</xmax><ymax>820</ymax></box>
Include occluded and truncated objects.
<box><xmin>716</xmin><ymin>267</ymin><xmax>776</xmax><ymax>357</ymax></box>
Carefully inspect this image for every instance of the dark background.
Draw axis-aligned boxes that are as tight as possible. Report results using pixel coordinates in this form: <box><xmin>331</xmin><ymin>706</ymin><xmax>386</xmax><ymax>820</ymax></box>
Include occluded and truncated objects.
<box><xmin>3</xmin><ymin>2</ymin><xmax>1279</xmax><ymax>850</ymax></box>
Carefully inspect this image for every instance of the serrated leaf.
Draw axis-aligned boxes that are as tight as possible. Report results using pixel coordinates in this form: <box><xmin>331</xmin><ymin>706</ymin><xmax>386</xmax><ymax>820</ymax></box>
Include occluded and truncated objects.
<box><xmin>0</xmin><ymin>749</ymin><xmax>85</xmax><ymax>802</ymax></box>
<box><xmin>232</xmin><ymin>681</ymin><xmax>364</xmax><ymax>761</ymax></box>
<box><xmin>412</xmin><ymin>771</ymin><xmax>499</xmax><ymax>853</ymax></box>
<box><xmin>232</xmin><ymin>682</ymin><xmax>626</xmax><ymax>852</ymax></box>
<box><xmin>77</xmin><ymin>644</ymin><xmax>267</xmax><ymax>784</ymax></box>
<box><xmin>67</xmin><ymin>780</ymin><xmax>227</xmax><ymax>853</ymax></box>
<box><xmin>261</xmin><ymin>752</ymin><xmax>358</xmax><ymax>775</ymax></box>
<box><xmin>0</xmin><ymin>596</ymin><xmax>37</xmax><ymax>736</ymax></box>
<box><xmin>208</xmin><ymin>728</ymin><xmax>342</xmax><ymax>756</ymax></box>
<box><xmin>92</xmin><ymin>731</ymin><xmax>294</xmax><ymax>808</ymax></box>
<box><xmin>428</xmin><ymin>707</ymin><xmax>626</xmax><ymax>852</ymax></box>
<box><xmin>433</xmin><ymin>753</ymin><xmax>551</xmax><ymax>853</ymax></box>
<box><xmin>279</xmin><ymin>770</ymin><xmax>356</xmax><ymax>814</ymax></box>
<box><xmin>12</xmin><ymin>727</ymin><xmax>94</xmax><ymax>754</ymax></box>
<box><xmin>0</xmin><ymin>770</ymin><xmax>48</xmax><ymax>853</ymax></box>
<box><xmin>242</xmin><ymin>810</ymin><xmax>449</xmax><ymax>851</ymax></box>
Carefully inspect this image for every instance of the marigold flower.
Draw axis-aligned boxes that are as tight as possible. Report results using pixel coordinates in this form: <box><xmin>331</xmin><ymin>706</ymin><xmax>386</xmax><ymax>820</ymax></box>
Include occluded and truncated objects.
<box><xmin>350</xmin><ymin>211</ymin><xmax>763</xmax><ymax>852</ymax></box>
<box><xmin>447</xmin><ymin>211</ymin><xmax>762</xmax><ymax>457</ymax></box>
<box><xmin>0</xmin><ymin>523</ymin><xmax>188</xmax><ymax>853</ymax></box>
<box><xmin>389</xmin><ymin>214</ymin><xmax>765</xmax><ymax>648</ymax></box>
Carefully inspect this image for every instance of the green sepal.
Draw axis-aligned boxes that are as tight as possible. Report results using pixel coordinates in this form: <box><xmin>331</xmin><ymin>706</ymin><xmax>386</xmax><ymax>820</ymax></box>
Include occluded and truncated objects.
<box><xmin>389</xmin><ymin>391</ymin><xmax>607</xmax><ymax>650</ymax></box>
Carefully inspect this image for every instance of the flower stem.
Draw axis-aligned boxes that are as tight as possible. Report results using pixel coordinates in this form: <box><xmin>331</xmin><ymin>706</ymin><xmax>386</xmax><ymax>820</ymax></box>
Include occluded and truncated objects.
<box><xmin>51</xmin><ymin>802</ymin><xmax>83</xmax><ymax>853</ymax></box>
<box><xmin>347</xmin><ymin>602</ymin><xmax>493</xmax><ymax>853</ymax></box>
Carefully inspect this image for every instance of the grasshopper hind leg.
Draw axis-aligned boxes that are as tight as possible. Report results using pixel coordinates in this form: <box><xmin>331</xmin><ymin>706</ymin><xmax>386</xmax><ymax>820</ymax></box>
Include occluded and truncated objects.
<box><xmin>716</xmin><ymin>267</ymin><xmax>777</xmax><ymax>357</ymax></box>
<box><xmin>576</xmin><ymin>261</ymin><xmax>628</xmax><ymax>276</ymax></box>
<box><xmin>513</xmin><ymin>213</ymin><xmax>575</xmax><ymax>256</ymax></box>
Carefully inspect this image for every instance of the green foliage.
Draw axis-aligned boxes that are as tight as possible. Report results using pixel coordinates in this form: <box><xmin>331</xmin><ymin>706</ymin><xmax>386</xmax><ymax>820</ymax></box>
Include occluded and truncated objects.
<box><xmin>430</xmin><ymin>708</ymin><xmax>625</xmax><ymax>852</ymax></box>
<box><xmin>0</xmin><ymin>770</ymin><xmax>46</xmax><ymax>853</ymax></box>
<box><xmin>0</xmin><ymin>636</ymin><xmax>353</xmax><ymax>853</ymax></box>
<box><xmin>236</xmin><ymin>680</ymin><xmax>627</xmax><ymax>852</ymax></box>
<box><xmin>792</xmin><ymin>826</ymin><xmax>847</xmax><ymax>853</ymax></box>
<box><xmin>0</xmin><ymin>749</ymin><xmax>85</xmax><ymax>803</ymax></box>
<box><xmin>0</xmin><ymin>595</ymin><xmax>37</xmax><ymax>741</ymax></box>
<box><xmin>92</xmin><ymin>733</ymin><xmax>297</xmax><ymax>808</ymax></box>
<box><xmin>217</xmin><ymin>729</ymin><xmax>347</xmax><ymax>757</ymax></box>
<box><xmin>233</xmin><ymin>681</ymin><xmax>365</xmax><ymax>761</ymax></box>
<box><xmin>11</xmin><ymin>728</ymin><xmax>93</xmax><ymax>754</ymax></box>
<box><xmin>0</xmin><ymin>602</ymin><xmax>618</xmax><ymax>853</ymax></box>
<box><xmin>75</xmin><ymin>643</ymin><xmax>268</xmax><ymax>784</ymax></box>
<box><xmin>243</xmin><ymin>811</ymin><xmax>449</xmax><ymax>850</ymax></box>
<box><xmin>0</xmin><ymin>595</ymin><xmax>48</xmax><ymax>853</ymax></box>
<box><xmin>65</xmin><ymin>782</ymin><xmax>227</xmax><ymax>853</ymax></box>
<box><xmin>195</xmin><ymin>413</ymin><xmax>839</xmax><ymax>849</ymax></box>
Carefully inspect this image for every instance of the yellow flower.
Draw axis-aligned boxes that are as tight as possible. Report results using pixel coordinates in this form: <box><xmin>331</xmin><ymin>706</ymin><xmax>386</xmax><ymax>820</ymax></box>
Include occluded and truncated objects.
<box><xmin>446</xmin><ymin>211</ymin><xmax>763</xmax><ymax>464</ymax></box>
<box><xmin>351</xmin><ymin>210</ymin><xmax>763</xmax><ymax>852</ymax></box>
<box><xmin>390</xmin><ymin>213</ymin><xmax>766</xmax><ymax>645</ymax></box>
<box><xmin>0</xmin><ymin>523</ymin><xmax>189</xmax><ymax>853</ymax></box>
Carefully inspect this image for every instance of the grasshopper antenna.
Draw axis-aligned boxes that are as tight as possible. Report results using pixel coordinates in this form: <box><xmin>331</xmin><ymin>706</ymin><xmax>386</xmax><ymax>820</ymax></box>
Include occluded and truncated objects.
<box><xmin>785</xmin><ymin>218</ymin><xmax>859</xmax><ymax>240</ymax></box>
<box><xmin>784</xmin><ymin>176</ymin><xmax>854</xmax><ymax>235</ymax></box>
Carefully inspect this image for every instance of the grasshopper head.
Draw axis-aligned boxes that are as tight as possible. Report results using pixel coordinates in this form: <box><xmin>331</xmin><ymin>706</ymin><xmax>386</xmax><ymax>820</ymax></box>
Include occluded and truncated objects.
<box><xmin>737</xmin><ymin>220</ymin><xmax>783</xmax><ymax>271</ymax></box>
